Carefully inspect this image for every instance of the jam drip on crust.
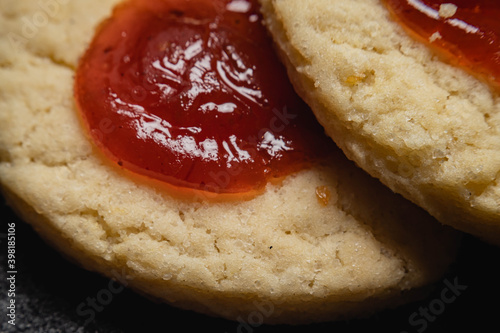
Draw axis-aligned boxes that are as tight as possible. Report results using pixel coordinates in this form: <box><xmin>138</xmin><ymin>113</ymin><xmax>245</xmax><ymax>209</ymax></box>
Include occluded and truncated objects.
<box><xmin>75</xmin><ymin>0</ymin><xmax>332</xmax><ymax>195</ymax></box>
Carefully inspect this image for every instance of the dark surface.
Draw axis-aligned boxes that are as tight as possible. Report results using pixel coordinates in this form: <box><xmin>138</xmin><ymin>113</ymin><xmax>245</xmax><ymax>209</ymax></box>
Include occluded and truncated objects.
<box><xmin>0</xmin><ymin>194</ymin><xmax>498</xmax><ymax>333</ymax></box>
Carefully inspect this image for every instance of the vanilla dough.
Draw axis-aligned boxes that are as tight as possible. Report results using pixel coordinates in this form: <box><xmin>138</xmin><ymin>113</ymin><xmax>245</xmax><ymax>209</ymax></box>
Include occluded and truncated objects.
<box><xmin>259</xmin><ymin>0</ymin><xmax>500</xmax><ymax>245</ymax></box>
<box><xmin>0</xmin><ymin>0</ymin><xmax>460</xmax><ymax>324</ymax></box>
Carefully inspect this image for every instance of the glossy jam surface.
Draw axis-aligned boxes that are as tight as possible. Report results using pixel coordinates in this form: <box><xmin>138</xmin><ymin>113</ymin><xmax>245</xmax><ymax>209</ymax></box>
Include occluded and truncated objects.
<box><xmin>75</xmin><ymin>0</ymin><xmax>331</xmax><ymax>194</ymax></box>
<box><xmin>384</xmin><ymin>0</ymin><xmax>500</xmax><ymax>88</ymax></box>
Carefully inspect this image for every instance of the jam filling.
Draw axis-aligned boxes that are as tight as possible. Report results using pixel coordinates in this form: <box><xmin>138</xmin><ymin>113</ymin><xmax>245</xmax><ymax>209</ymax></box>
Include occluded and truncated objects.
<box><xmin>75</xmin><ymin>0</ymin><xmax>331</xmax><ymax>195</ymax></box>
<box><xmin>383</xmin><ymin>0</ymin><xmax>500</xmax><ymax>89</ymax></box>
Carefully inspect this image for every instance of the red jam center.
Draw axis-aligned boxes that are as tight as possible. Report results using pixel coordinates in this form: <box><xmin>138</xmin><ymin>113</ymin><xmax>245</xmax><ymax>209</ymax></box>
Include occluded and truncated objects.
<box><xmin>75</xmin><ymin>0</ymin><xmax>330</xmax><ymax>194</ymax></box>
<box><xmin>383</xmin><ymin>0</ymin><xmax>500</xmax><ymax>88</ymax></box>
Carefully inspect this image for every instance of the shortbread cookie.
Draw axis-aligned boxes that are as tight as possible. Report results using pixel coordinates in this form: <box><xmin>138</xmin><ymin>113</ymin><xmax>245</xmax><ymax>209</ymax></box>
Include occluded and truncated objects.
<box><xmin>259</xmin><ymin>0</ymin><xmax>500</xmax><ymax>245</ymax></box>
<box><xmin>0</xmin><ymin>0</ymin><xmax>459</xmax><ymax>324</ymax></box>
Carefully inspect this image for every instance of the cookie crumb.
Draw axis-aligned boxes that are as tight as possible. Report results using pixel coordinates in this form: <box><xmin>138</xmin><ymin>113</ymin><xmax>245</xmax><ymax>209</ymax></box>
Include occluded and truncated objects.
<box><xmin>429</xmin><ymin>31</ymin><xmax>442</xmax><ymax>43</ymax></box>
<box><xmin>438</xmin><ymin>3</ymin><xmax>457</xmax><ymax>19</ymax></box>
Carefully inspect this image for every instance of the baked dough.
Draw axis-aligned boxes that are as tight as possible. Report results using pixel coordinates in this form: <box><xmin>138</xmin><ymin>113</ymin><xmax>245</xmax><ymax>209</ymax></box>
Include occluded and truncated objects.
<box><xmin>0</xmin><ymin>0</ymin><xmax>459</xmax><ymax>324</ymax></box>
<box><xmin>259</xmin><ymin>0</ymin><xmax>500</xmax><ymax>245</ymax></box>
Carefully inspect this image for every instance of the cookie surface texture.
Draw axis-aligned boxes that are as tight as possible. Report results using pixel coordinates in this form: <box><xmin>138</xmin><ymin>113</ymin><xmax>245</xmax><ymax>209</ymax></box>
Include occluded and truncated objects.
<box><xmin>0</xmin><ymin>0</ymin><xmax>459</xmax><ymax>324</ymax></box>
<box><xmin>259</xmin><ymin>0</ymin><xmax>500</xmax><ymax>245</ymax></box>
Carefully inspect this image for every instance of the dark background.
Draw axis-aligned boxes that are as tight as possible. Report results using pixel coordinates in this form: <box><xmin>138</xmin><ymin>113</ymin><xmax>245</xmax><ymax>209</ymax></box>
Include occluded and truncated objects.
<box><xmin>0</xmin><ymin>193</ymin><xmax>498</xmax><ymax>333</ymax></box>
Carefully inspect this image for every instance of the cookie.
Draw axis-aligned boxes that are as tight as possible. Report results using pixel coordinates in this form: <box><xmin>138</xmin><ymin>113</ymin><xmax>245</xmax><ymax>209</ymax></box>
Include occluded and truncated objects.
<box><xmin>0</xmin><ymin>0</ymin><xmax>459</xmax><ymax>324</ymax></box>
<box><xmin>259</xmin><ymin>0</ymin><xmax>500</xmax><ymax>245</ymax></box>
